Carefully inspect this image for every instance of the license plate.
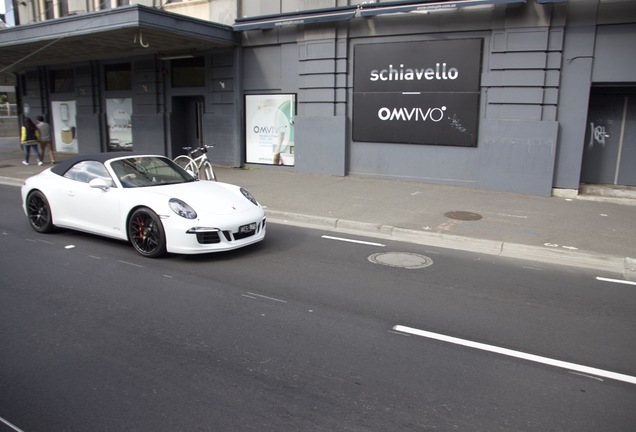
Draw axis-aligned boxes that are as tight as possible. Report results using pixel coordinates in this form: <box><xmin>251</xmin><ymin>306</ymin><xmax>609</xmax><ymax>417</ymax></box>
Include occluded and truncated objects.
<box><xmin>239</xmin><ymin>223</ymin><xmax>257</xmax><ymax>233</ymax></box>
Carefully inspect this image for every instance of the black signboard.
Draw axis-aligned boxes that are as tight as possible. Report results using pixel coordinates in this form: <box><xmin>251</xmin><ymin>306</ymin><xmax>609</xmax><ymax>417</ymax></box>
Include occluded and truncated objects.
<box><xmin>353</xmin><ymin>39</ymin><xmax>483</xmax><ymax>147</ymax></box>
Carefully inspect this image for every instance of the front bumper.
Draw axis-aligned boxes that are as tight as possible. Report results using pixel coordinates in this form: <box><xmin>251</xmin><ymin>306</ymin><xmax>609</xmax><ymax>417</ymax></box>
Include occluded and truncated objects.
<box><xmin>164</xmin><ymin>215</ymin><xmax>266</xmax><ymax>254</ymax></box>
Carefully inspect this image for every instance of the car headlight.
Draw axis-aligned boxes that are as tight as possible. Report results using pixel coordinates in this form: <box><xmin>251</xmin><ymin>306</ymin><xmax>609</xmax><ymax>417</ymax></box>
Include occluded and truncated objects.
<box><xmin>240</xmin><ymin>188</ymin><xmax>259</xmax><ymax>206</ymax></box>
<box><xmin>169</xmin><ymin>198</ymin><xmax>197</xmax><ymax>219</ymax></box>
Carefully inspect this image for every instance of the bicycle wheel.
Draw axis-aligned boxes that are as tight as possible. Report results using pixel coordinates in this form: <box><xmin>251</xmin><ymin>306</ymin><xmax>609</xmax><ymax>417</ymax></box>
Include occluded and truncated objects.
<box><xmin>201</xmin><ymin>161</ymin><xmax>217</xmax><ymax>181</ymax></box>
<box><xmin>174</xmin><ymin>155</ymin><xmax>199</xmax><ymax>178</ymax></box>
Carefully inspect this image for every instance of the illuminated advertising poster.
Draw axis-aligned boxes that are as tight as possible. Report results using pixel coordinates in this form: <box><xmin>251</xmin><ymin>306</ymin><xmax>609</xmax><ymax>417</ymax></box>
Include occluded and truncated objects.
<box><xmin>245</xmin><ymin>94</ymin><xmax>295</xmax><ymax>165</ymax></box>
<box><xmin>51</xmin><ymin>101</ymin><xmax>78</xmax><ymax>153</ymax></box>
<box><xmin>106</xmin><ymin>98</ymin><xmax>133</xmax><ymax>151</ymax></box>
<box><xmin>353</xmin><ymin>39</ymin><xmax>483</xmax><ymax>147</ymax></box>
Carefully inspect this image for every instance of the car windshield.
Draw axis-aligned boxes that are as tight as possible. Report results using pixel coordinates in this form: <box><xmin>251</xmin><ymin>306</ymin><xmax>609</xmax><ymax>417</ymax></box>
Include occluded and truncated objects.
<box><xmin>110</xmin><ymin>156</ymin><xmax>195</xmax><ymax>188</ymax></box>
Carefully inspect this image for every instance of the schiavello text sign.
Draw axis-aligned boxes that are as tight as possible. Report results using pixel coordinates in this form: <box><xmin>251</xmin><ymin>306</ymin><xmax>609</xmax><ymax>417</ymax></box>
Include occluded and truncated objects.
<box><xmin>353</xmin><ymin>39</ymin><xmax>483</xmax><ymax>147</ymax></box>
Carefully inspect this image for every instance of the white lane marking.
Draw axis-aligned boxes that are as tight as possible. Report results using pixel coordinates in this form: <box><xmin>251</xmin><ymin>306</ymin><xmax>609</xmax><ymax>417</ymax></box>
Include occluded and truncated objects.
<box><xmin>522</xmin><ymin>266</ymin><xmax>543</xmax><ymax>271</ymax></box>
<box><xmin>65</xmin><ymin>245</ymin><xmax>75</xmax><ymax>249</ymax></box>
<box><xmin>117</xmin><ymin>260</ymin><xmax>145</xmax><ymax>268</ymax></box>
<box><xmin>247</xmin><ymin>292</ymin><xmax>287</xmax><ymax>303</ymax></box>
<box><xmin>569</xmin><ymin>371</ymin><xmax>604</xmax><ymax>382</ymax></box>
<box><xmin>388</xmin><ymin>330</ymin><xmax>411</xmax><ymax>337</ymax></box>
<box><xmin>596</xmin><ymin>277</ymin><xmax>636</xmax><ymax>286</ymax></box>
<box><xmin>0</xmin><ymin>416</ymin><xmax>25</xmax><ymax>432</ymax></box>
<box><xmin>321</xmin><ymin>235</ymin><xmax>385</xmax><ymax>247</ymax></box>
<box><xmin>393</xmin><ymin>325</ymin><xmax>636</xmax><ymax>385</ymax></box>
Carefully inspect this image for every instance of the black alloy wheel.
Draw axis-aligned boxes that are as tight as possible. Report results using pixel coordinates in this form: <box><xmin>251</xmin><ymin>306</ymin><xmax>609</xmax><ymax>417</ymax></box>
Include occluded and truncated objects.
<box><xmin>128</xmin><ymin>207</ymin><xmax>167</xmax><ymax>258</ymax></box>
<box><xmin>26</xmin><ymin>191</ymin><xmax>54</xmax><ymax>233</ymax></box>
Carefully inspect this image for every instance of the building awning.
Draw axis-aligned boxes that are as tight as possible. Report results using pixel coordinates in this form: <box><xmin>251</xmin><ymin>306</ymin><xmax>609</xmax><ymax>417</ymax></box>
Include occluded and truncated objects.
<box><xmin>233</xmin><ymin>6</ymin><xmax>358</xmax><ymax>31</ymax></box>
<box><xmin>233</xmin><ymin>0</ymin><xmax>535</xmax><ymax>32</ymax></box>
<box><xmin>360</xmin><ymin>0</ymin><xmax>527</xmax><ymax>17</ymax></box>
<box><xmin>0</xmin><ymin>5</ymin><xmax>238</xmax><ymax>74</ymax></box>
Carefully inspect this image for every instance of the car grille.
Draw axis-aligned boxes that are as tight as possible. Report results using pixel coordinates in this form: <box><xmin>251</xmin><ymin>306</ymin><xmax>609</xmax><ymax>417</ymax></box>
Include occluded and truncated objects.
<box><xmin>194</xmin><ymin>219</ymin><xmax>265</xmax><ymax>245</ymax></box>
<box><xmin>196</xmin><ymin>231</ymin><xmax>222</xmax><ymax>244</ymax></box>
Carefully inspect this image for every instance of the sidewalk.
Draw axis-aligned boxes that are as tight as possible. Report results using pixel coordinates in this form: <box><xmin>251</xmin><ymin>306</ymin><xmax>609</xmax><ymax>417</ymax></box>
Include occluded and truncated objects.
<box><xmin>1</xmin><ymin>137</ymin><xmax>634</xmax><ymax>278</ymax></box>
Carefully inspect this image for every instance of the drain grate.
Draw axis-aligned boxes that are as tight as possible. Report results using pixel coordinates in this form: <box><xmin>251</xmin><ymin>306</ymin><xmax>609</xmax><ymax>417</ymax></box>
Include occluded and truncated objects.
<box><xmin>368</xmin><ymin>252</ymin><xmax>433</xmax><ymax>269</ymax></box>
<box><xmin>444</xmin><ymin>211</ymin><xmax>482</xmax><ymax>221</ymax></box>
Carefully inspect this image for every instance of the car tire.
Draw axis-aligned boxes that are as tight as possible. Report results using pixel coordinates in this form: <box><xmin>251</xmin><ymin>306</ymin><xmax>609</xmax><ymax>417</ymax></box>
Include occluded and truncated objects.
<box><xmin>26</xmin><ymin>190</ymin><xmax>55</xmax><ymax>233</ymax></box>
<box><xmin>128</xmin><ymin>207</ymin><xmax>167</xmax><ymax>258</ymax></box>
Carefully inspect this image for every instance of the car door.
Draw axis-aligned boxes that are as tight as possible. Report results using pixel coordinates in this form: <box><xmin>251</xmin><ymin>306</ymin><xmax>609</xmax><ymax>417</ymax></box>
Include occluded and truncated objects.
<box><xmin>55</xmin><ymin>161</ymin><xmax>125</xmax><ymax>239</ymax></box>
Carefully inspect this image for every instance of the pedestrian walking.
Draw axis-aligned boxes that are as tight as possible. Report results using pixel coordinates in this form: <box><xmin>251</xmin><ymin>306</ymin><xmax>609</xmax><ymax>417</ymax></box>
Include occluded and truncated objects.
<box><xmin>21</xmin><ymin>117</ymin><xmax>43</xmax><ymax>166</ymax></box>
<box><xmin>36</xmin><ymin>115</ymin><xmax>55</xmax><ymax>164</ymax></box>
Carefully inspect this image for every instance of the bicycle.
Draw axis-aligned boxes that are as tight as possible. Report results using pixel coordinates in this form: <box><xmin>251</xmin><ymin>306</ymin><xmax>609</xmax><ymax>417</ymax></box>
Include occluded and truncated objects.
<box><xmin>173</xmin><ymin>144</ymin><xmax>217</xmax><ymax>181</ymax></box>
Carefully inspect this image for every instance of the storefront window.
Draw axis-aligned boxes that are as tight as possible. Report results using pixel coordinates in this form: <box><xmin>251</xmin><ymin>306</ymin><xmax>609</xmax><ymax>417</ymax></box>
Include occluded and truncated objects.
<box><xmin>105</xmin><ymin>63</ymin><xmax>132</xmax><ymax>91</ymax></box>
<box><xmin>106</xmin><ymin>98</ymin><xmax>134</xmax><ymax>152</ymax></box>
<box><xmin>171</xmin><ymin>57</ymin><xmax>205</xmax><ymax>88</ymax></box>
<box><xmin>245</xmin><ymin>94</ymin><xmax>296</xmax><ymax>166</ymax></box>
<box><xmin>50</xmin><ymin>69</ymin><xmax>74</xmax><ymax>94</ymax></box>
<box><xmin>57</xmin><ymin>0</ymin><xmax>68</xmax><ymax>17</ymax></box>
<box><xmin>44</xmin><ymin>0</ymin><xmax>54</xmax><ymax>19</ymax></box>
<box><xmin>51</xmin><ymin>101</ymin><xmax>78</xmax><ymax>154</ymax></box>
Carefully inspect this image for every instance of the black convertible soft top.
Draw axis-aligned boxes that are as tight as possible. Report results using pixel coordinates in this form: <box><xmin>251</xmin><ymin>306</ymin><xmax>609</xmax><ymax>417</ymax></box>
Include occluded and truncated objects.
<box><xmin>50</xmin><ymin>152</ymin><xmax>147</xmax><ymax>176</ymax></box>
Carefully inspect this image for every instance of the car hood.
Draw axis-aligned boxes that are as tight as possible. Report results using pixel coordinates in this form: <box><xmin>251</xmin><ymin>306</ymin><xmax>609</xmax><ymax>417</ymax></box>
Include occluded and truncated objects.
<box><xmin>139</xmin><ymin>181</ymin><xmax>260</xmax><ymax>216</ymax></box>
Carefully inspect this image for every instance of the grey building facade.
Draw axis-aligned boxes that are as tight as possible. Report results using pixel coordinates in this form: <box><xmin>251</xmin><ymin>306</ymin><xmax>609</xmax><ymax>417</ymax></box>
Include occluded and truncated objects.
<box><xmin>1</xmin><ymin>0</ymin><xmax>635</xmax><ymax>196</ymax></box>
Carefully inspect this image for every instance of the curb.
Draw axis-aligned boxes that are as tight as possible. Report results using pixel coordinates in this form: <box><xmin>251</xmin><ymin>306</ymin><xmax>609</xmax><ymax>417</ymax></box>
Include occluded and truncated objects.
<box><xmin>266</xmin><ymin>210</ymin><xmax>629</xmax><ymax>276</ymax></box>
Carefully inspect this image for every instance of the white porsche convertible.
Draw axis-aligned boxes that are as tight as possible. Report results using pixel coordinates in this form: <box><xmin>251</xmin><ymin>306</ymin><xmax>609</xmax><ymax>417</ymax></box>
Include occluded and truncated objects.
<box><xmin>21</xmin><ymin>153</ymin><xmax>266</xmax><ymax>257</ymax></box>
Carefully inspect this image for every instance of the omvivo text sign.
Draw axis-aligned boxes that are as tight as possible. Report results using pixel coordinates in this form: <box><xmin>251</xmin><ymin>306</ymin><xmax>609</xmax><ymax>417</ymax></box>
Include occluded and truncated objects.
<box><xmin>353</xmin><ymin>39</ymin><xmax>483</xmax><ymax>147</ymax></box>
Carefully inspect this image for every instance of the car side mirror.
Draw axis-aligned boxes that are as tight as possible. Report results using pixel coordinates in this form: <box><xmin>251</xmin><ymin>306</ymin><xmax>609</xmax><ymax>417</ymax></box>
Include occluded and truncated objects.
<box><xmin>89</xmin><ymin>178</ymin><xmax>111</xmax><ymax>191</ymax></box>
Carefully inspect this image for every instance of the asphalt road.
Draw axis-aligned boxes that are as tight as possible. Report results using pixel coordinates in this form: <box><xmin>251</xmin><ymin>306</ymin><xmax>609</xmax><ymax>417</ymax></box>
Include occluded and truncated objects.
<box><xmin>1</xmin><ymin>185</ymin><xmax>635</xmax><ymax>431</ymax></box>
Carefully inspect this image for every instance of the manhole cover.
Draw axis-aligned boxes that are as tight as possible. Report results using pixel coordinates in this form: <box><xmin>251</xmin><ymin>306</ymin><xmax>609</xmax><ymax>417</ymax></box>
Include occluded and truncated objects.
<box><xmin>368</xmin><ymin>252</ymin><xmax>433</xmax><ymax>269</ymax></box>
<box><xmin>444</xmin><ymin>211</ymin><xmax>482</xmax><ymax>221</ymax></box>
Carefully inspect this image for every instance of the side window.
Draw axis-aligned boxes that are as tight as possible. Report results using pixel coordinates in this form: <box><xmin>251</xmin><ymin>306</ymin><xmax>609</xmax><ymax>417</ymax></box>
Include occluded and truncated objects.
<box><xmin>64</xmin><ymin>161</ymin><xmax>115</xmax><ymax>186</ymax></box>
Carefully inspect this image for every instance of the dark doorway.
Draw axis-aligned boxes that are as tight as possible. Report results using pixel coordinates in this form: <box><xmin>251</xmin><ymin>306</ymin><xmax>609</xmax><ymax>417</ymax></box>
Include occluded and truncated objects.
<box><xmin>170</xmin><ymin>96</ymin><xmax>204</xmax><ymax>157</ymax></box>
<box><xmin>582</xmin><ymin>87</ymin><xmax>636</xmax><ymax>186</ymax></box>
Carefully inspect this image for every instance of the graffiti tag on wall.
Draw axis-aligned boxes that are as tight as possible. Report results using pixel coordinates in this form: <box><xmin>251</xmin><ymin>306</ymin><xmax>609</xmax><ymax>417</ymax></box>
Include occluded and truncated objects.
<box><xmin>588</xmin><ymin>122</ymin><xmax>610</xmax><ymax>148</ymax></box>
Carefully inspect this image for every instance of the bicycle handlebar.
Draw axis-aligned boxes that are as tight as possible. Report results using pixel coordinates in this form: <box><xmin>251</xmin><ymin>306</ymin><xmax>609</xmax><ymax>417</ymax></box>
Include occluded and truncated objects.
<box><xmin>181</xmin><ymin>144</ymin><xmax>214</xmax><ymax>155</ymax></box>
<box><xmin>182</xmin><ymin>145</ymin><xmax>214</xmax><ymax>150</ymax></box>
